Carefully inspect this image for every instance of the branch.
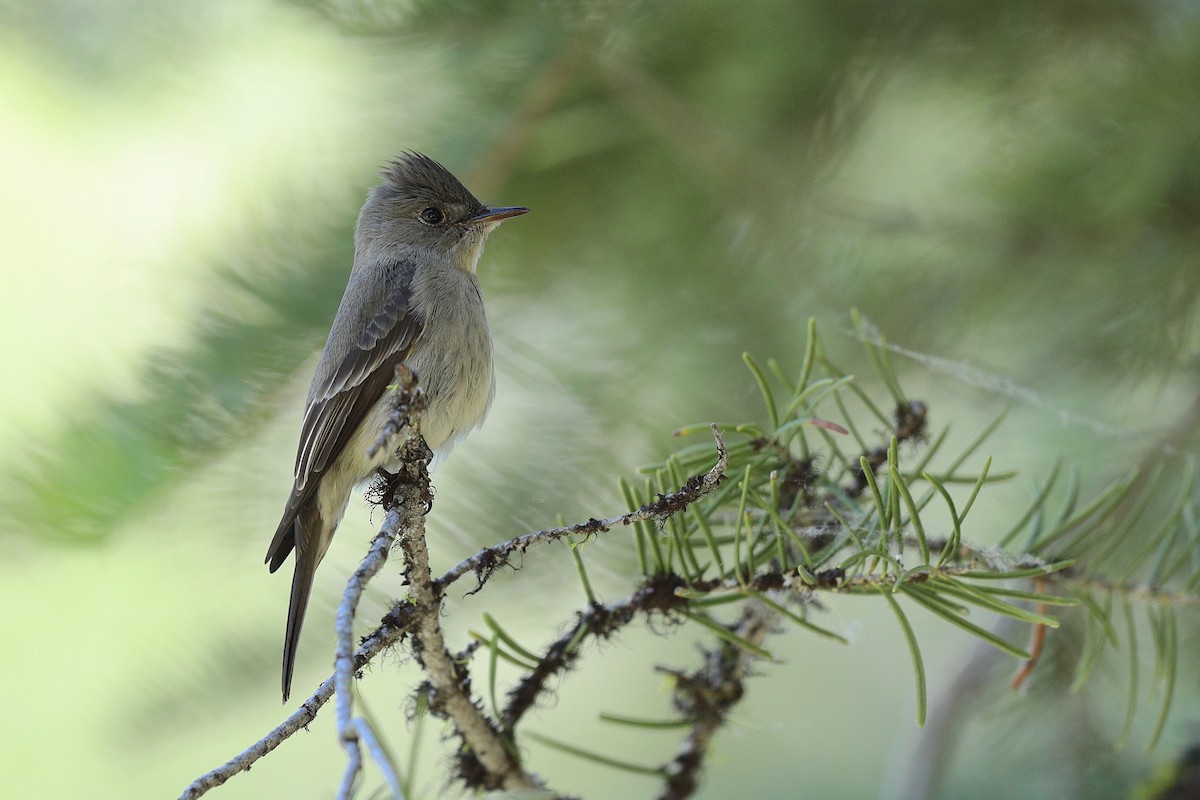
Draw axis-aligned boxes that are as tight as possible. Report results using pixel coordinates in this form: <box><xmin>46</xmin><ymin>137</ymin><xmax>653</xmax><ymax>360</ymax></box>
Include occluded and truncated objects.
<box><xmin>657</xmin><ymin>600</ymin><xmax>776</xmax><ymax>799</ymax></box>
<box><xmin>336</xmin><ymin>365</ymin><xmax>427</xmax><ymax>799</ymax></box>
<box><xmin>333</xmin><ymin>506</ymin><xmax>413</xmax><ymax>800</ymax></box>
<box><xmin>397</xmin><ymin>457</ymin><xmax>543</xmax><ymax>793</ymax></box>
<box><xmin>179</xmin><ymin>425</ymin><xmax>729</xmax><ymax>797</ymax></box>
<box><xmin>181</xmin><ymin>369</ymin><xmax>426</xmax><ymax>800</ymax></box>
<box><xmin>438</xmin><ymin>425</ymin><xmax>729</xmax><ymax>594</ymax></box>
<box><xmin>502</xmin><ymin>574</ymin><xmax>692</xmax><ymax>731</ymax></box>
<box><xmin>176</xmin><ymin>627</ymin><xmax>406</xmax><ymax>800</ymax></box>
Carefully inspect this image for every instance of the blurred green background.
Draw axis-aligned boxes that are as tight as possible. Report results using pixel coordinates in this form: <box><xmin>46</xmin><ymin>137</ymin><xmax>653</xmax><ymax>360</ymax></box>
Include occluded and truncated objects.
<box><xmin>1</xmin><ymin>1</ymin><xmax>1197</xmax><ymax>798</ymax></box>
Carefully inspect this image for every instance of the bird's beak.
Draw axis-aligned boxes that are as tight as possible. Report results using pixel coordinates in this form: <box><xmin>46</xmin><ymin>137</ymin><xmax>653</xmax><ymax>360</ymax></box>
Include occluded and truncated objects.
<box><xmin>471</xmin><ymin>206</ymin><xmax>529</xmax><ymax>225</ymax></box>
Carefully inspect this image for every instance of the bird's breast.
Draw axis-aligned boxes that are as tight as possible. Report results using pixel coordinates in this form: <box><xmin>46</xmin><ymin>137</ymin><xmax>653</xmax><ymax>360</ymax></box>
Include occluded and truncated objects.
<box><xmin>403</xmin><ymin>269</ymin><xmax>495</xmax><ymax>458</ymax></box>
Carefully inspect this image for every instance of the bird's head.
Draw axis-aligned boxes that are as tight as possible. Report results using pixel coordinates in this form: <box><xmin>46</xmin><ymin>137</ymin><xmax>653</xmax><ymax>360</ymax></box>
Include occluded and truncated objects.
<box><xmin>359</xmin><ymin>151</ymin><xmax>527</xmax><ymax>273</ymax></box>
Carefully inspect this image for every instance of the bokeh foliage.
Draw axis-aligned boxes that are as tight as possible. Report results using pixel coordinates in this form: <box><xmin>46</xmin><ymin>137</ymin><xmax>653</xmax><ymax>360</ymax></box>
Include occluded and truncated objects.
<box><xmin>1</xmin><ymin>1</ymin><xmax>1197</xmax><ymax>799</ymax></box>
<box><xmin>6</xmin><ymin>0</ymin><xmax>1198</xmax><ymax>539</ymax></box>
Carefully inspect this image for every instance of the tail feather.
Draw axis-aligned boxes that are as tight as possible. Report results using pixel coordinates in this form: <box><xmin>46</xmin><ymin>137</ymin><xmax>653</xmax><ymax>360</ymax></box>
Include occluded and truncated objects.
<box><xmin>280</xmin><ymin>504</ymin><xmax>328</xmax><ymax>703</ymax></box>
<box><xmin>282</xmin><ymin>548</ymin><xmax>317</xmax><ymax>701</ymax></box>
<box><xmin>266</xmin><ymin>495</ymin><xmax>303</xmax><ymax>573</ymax></box>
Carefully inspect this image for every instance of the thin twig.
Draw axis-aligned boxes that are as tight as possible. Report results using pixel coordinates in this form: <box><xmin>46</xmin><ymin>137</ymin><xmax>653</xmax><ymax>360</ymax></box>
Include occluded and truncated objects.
<box><xmin>176</xmin><ymin>624</ymin><xmax>406</xmax><ymax>800</ymax></box>
<box><xmin>354</xmin><ymin>717</ymin><xmax>405</xmax><ymax>798</ymax></box>
<box><xmin>337</xmin><ymin>366</ymin><xmax>425</xmax><ymax>799</ymax></box>
<box><xmin>438</xmin><ymin>425</ymin><xmax>729</xmax><ymax>594</ymax></box>
<box><xmin>503</xmin><ymin>574</ymin><xmax>692</xmax><ymax>730</ymax></box>
<box><xmin>335</xmin><ymin>507</ymin><xmax>404</xmax><ymax>799</ymax></box>
<box><xmin>657</xmin><ymin>600</ymin><xmax>776</xmax><ymax>800</ymax></box>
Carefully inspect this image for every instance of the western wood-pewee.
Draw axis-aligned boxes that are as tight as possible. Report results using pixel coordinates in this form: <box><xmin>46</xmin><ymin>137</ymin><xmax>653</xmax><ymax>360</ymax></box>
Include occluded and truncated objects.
<box><xmin>265</xmin><ymin>152</ymin><xmax>527</xmax><ymax>701</ymax></box>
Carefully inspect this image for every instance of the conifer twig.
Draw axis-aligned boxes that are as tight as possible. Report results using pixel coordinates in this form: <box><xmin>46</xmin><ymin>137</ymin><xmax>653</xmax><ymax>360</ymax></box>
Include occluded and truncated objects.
<box><xmin>437</xmin><ymin>425</ymin><xmax>729</xmax><ymax>593</ymax></box>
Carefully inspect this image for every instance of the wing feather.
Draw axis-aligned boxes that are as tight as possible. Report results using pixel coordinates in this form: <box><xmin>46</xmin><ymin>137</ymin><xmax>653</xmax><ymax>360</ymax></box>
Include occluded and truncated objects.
<box><xmin>266</xmin><ymin>260</ymin><xmax>422</xmax><ymax>570</ymax></box>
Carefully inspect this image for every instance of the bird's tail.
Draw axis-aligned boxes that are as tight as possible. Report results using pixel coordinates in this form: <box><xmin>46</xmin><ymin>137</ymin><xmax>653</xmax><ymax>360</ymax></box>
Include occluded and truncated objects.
<box><xmin>280</xmin><ymin>505</ymin><xmax>330</xmax><ymax>703</ymax></box>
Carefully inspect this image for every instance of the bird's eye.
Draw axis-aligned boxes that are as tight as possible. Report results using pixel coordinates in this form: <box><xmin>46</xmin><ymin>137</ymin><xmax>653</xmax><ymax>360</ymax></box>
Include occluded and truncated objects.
<box><xmin>419</xmin><ymin>206</ymin><xmax>445</xmax><ymax>225</ymax></box>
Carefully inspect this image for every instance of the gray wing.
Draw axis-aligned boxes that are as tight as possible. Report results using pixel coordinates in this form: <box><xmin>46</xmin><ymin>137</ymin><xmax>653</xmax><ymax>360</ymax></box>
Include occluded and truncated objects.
<box><xmin>266</xmin><ymin>260</ymin><xmax>422</xmax><ymax>571</ymax></box>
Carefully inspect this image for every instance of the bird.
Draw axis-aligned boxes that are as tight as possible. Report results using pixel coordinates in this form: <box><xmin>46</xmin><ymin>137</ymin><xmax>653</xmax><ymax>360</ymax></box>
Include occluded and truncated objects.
<box><xmin>265</xmin><ymin>152</ymin><xmax>527</xmax><ymax>701</ymax></box>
